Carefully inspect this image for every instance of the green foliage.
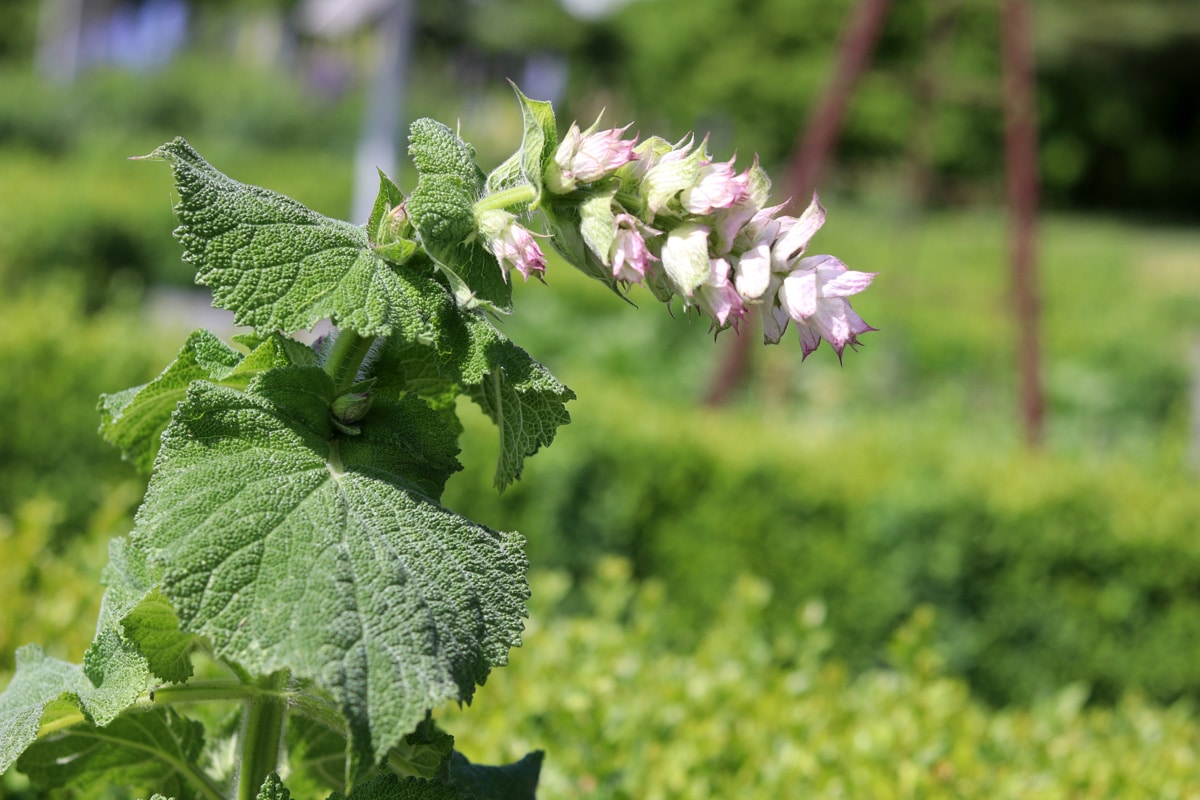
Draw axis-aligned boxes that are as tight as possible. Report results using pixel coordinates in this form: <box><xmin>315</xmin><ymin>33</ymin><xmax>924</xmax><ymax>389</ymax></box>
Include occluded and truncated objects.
<box><xmin>446</xmin><ymin>395</ymin><xmax>1200</xmax><ymax>708</ymax></box>
<box><xmin>443</xmin><ymin>561</ymin><xmax>1200</xmax><ymax>798</ymax></box>
<box><xmin>134</xmin><ymin>370</ymin><xmax>527</xmax><ymax>757</ymax></box>
<box><xmin>594</xmin><ymin>0</ymin><xmax>1200</xmax><ymax>214</ymax></box>
<box><xmin>1</xmin><ymin>83</ymin><xmax>590</xmax><ymax>797</ymax></box>
<box><xmin>145</xmin><ymin>138</ymin><xmax>430</xmax><ymax>338</ymax></box>
<box><xmin>0</xmin><ymin>278</ymin><xmax>173</xmax><ymax>540</ymax></box>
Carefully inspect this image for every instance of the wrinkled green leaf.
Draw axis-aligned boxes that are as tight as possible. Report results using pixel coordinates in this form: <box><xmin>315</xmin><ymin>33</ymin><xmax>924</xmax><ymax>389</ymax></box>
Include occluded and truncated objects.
<box><xmin>17</xmin><ymin>707</ymin><xmax>208</xmax><ymax>799</ymax></box>
<box><xmin>120</xmin><ymin>590</ymin><xmax>194</xmax><ymax>685</ymax></box>
<box><xmin>447</xmin><ymin>750</ymin><xmax>543</xmax><ymax>800</ymax></box>
<box><xmin>332</xmin><ymin>773</ymin><xmax>467</xmax><ymax>800</ymax></box>
<box><xmin>373</xmin><ymin>300</ymin><xmax>573</xmax><ymax>491</ymax></box>
<box><xmin>408</xmin><ymin>119</ymin><xmax>485</xmax><ymax>189</ymax></box>
<box><xmin>141</xmin><ymin>138</ymin><xmax>431</xmax><ymax>337</ymax></box>
<box><xmin>99</xmin><ymin>330</ymin><xmax>310</xmax><ymax>474</ymax></box>
<box><xmin>460</xmin><ymin>313</ymin><xmax>573</xmax><ymax>490</ymax></box>
<box><xmin>257</xmin><ymin>771</ymin><xmax>292</xmax><ymax>800</ymax></box>
<box><xmin>0</xmin><ymin>647</ymin><xmax>87</xmax><ymax>774</ymax></box>
<box><xmin>82</xmin><ymin>537</ymin><xmax>165</xmax><ymax>716</ymax></box>
<box><xmin>131</xmin><ymin>368</ymin><xmax>529</xmax><ymax>762</ymax></box>
<box><xmin>406</xmin><ymin>121</ymin><xmax>512</xmax><ymax>313</ymax></box>
<box><xmin>0</xmin><ymin>540</ymin><xmax>180</xmax><ymax>774</ymax></box>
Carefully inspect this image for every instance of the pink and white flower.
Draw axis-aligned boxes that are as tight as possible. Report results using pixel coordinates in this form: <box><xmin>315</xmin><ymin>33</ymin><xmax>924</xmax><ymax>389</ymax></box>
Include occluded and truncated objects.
<box><xmin>772</xmin><ymin>255</ymin><xmax>876</xmax><ymax>359</ymax></box>
<box><xmin>609</xmin><ymin>213</ymin><xmax>658</xmax><ymax>284</ymax></box>
<box><xmin>696</xmin><ymin>257</ymin><xmax>746</xmax><ymax>329</ymax></box>
<box><xmin>546</xmin><ymin>121</ymin><xmax>638</xmax><ymax>194</ymax></box>
<box><xmin>680</xmin><ymin>156</ymin><xmax>749</xmax><ymax>215</ymax></box>
<box><xmin>477</xmin><ymin>209</ymin><xmax>547</xmax><ymax>282</ymax></box>
<box><xmin>640</xmin><ymin>136</ymin><xmax>702</xmax><ymax>218</ymax></box>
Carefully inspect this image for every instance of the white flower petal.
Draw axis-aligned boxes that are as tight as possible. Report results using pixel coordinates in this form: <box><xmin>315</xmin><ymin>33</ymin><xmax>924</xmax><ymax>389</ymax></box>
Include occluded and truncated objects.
<box><xmin>797</xmin><ymin>254</ymin><xmax>876</xmax><ymax>298</ymax></box>
<box><xmin>772</xmin><ymin>194</ymin><xmax>826</xmax><ymax>263</ymax></box>
<box><xmin>660</xmin><ymin>222</ymin><xmax>711</xmax><ymax>296</ymax></box>
<box><xmin>779</xmin><ymin>270</ymin><xmax>817</xmax><ymax>322</ymax></box>
<box><xmin>734</xmin><ymin>242</ymin><xmax>772</xmax><ymax>300</ymax></box>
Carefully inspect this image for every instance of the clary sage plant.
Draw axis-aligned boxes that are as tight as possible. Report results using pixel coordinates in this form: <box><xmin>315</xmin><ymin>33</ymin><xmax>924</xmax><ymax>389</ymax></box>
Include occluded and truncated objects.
<box><xmin>0</xmin><ymin>85</ymin><xmax>874</xmax><ymax>799</ymax></box>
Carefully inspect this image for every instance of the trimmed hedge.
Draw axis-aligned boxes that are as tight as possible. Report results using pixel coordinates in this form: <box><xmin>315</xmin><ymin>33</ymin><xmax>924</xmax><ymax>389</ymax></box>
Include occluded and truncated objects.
<box><xmin>441</xmin><ymin>561</ymin><xmax>1200</xmax><ymax>798</ymax></box>
<box><xmin>444</xmin><ymin>388</ymin><xmax>1200</xmax><ymax>707</ymax></box>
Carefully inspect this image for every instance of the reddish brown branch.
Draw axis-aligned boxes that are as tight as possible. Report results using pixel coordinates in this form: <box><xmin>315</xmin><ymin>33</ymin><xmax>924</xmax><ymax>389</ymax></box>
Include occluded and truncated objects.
<box><xmin>1001</xmin><ymin>0</ymin><xmax>1044</xmax><ymax>447</ymax></box>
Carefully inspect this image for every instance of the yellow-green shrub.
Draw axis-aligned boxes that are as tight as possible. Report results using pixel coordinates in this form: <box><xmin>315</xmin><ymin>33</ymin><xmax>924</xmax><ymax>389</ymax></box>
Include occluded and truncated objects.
<box><xmin>442</xmin><ymin>560</ymin><xmax>1200</xmax><ymax>799</ymax></box>
<box><xmin>445</xmin><ymin>388</ymin><xmax>1200</xmax><ymax>707</ymax></box>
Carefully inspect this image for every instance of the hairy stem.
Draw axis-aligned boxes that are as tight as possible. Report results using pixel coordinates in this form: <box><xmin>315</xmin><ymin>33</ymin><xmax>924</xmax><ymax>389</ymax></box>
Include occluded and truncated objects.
<box><xmin>475</xmin><ymin>184</ymin><xmax>538</xmax><ymax>213</ymax></box>
<box><xmin>150</xmin><ymin>679</ymin><xmax>279</xmax><ymax>706</ymax></box>
<box><xmin>237</xmin><ymin>671</ymin><xmax>290</xmax><ymax>800</ymax></box>
<box><xmin>324</xmin><ymin>329</ymin><xmax>377</xmax><ymax>394</ymax></box>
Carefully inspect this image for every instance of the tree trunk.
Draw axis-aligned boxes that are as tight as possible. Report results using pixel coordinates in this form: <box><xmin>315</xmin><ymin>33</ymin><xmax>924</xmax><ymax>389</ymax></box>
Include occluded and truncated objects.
<box><xmin>1001</xmin><ymin>0</ymin><xmax>1044</xmax><ymax>447</ymax></box>
<box><xmin>705</xmin><ymin>0</ymin><xmax>893</xmax><ymax>407</ymax></box>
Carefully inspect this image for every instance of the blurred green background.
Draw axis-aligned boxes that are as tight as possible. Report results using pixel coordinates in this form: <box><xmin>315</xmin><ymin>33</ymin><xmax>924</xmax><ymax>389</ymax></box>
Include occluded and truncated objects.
<box><xmin>3</xmin><ymin>0</ymin><xmax>1200</xmax><ymax>795</ymax></box>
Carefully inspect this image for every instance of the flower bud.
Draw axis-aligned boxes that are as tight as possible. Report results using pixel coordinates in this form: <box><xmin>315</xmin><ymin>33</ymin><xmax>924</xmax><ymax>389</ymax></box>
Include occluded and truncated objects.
<box><xmin>680</xmin><ymin>157</ymin><xmax>748</xmax><ymax>215</ymax></box>
<box><xmin>332</xmin><ymin>390</ymin><xmax>373</xmax><ymax>425</ymax></box>
<box><xmin>477</xmin><ymin>209</ymin><xmax>547</xmax><ymax>282</ymax></box>
<box><xmin>609</xmin><ymin>213</ymin><xmax>658</xmax><ymax>284</ymax></box>
<box><xmin>546</xmin><ymin>121</ymin><xmax>638</xmax><ymax>194</ymax></box>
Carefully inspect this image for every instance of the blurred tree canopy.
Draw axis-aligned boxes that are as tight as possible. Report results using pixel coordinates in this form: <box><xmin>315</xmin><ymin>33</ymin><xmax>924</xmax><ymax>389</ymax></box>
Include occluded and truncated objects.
<box><xmin>5</xmin><ymin>0</ymin><xmax>1198</xmax><ymax>217</ymax></box>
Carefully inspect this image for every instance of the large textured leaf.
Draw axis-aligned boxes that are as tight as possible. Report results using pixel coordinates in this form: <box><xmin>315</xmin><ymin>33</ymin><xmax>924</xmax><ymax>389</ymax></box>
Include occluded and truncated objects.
<box><xmin>0</xmin><ymin>539</ymin><xmax>186</xmax><ymax>775</ymax></box>
<box><xmin>130</xmin><ymin>367</ymin><xmax>529</xmax><ymax>761</ymax></box>
<box><xmin>16</xmin><ymin>706</ymin><xmax>208</xmax><ymax>798</ymax></box>
<box><xmin>0</xmin><ymin>647</ymin><xmax>88</xmax><ymax>774</ymax></box>
<box><xmin>140</xmin><ymin>138</ymin><xmax>431</xmax><ymax>337</ymax></box>
<box><xmin>99</xmin><ymin>330</ymin><xmax>312</xmax><ymax>474</ymax></box>
<box><xmin>333</xmin><ymin>773</ymin><xmax>467</xmax><ymax>800</ymax></box>
<box><xmin>406</xmin><ymin>120</ymin><xmax>512</xmax><ymax>313</ymax></box>
<box><xmin>373</xmin><ymin>300</ymin><xmax>573</xmax><ymax>491</ymax></box>
<box><xmin>459</xmin><ymin>314</ymin><xmax>573</xmax><ymax>490</ymax></box>
<box><xmin>82</xmin><ymin>536</ymin><xmax>177</xmax><ymax>712</ymax></box>
<box><xmin>447</xmin><ymin>750</ymin><xmax>543</xmax><ymax>800</ymax></box>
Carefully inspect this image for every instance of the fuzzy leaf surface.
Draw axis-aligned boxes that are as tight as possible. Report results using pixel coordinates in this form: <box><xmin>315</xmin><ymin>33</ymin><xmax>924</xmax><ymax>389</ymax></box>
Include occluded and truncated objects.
<box><xmin>131</xmin><ymin>368</ymin><xmax>529</xmax><ymax>761</ymax></box>
<box><xmin>0</xmin><ymin>647</ymin><xmax>88</xmax><ymax>774</ymax></box>
<box><xmin>331</xmin><ymin>773</ymin><xmax>467</xmax><ymax>800</ymax></box>
<box><xmin>99</xmin><ymin>330</ymin><xmax>311</xmax><ymax>474</ymax></box>
<box><xmin>460</xmin><ymin>314</ymin><xmax>573</xmax><ymax>490</ymax></box>
<box><xmin>406</xmin><ymin>120</ymin><xmax>512</xmax><ymax>313</ymax></box>
<box><xmin>373</xmin><ymin>298</ymin><xmax>573</xmax><ymax>490</ymax></box>
<box><xmin>16</xmin><ymin>707</ymin><xmax>207</xmax><ymax>798</ymax></box>
<box><xmin>142</xmin><ymin>138</ymin><xmax>429</xmax><ymax>337</ymax></box>
<box><xmin>82</xmin><ymin>536</ymin><xmax>172</xmax><ymax>712</ymax></box>
<box><xmin>0</xmin><ymin>539</ymin><xmax>183</xmax><ymax>774</ymax></box>
<box><xmin>447</xmin><ymin>750</ymin><xmax>544</xmax><ymax>800</ymax></box>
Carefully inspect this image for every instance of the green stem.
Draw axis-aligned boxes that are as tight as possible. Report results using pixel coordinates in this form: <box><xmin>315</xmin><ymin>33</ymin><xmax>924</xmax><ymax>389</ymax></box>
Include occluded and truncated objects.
<box><xmin>237</xmin><ymin>671</ymin><xmax>290</xmax><ymax>800</ymax></box>
<box><xmin>150</xmin><ymin>679</ymin><xmax>276</xmax><ymax>706</ymax></box>
<box><xmin>324</xmin><ymin>330</ymin><xmax>377</xmax><ymax>394</ymax></box>
<box><xmin>474</xmin><ymin>184</ymin><xmax>538</xmax><ymax>213</ymax></box>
